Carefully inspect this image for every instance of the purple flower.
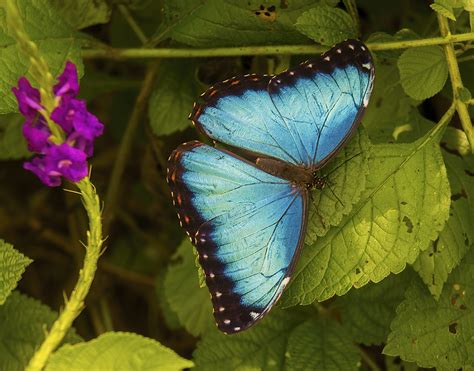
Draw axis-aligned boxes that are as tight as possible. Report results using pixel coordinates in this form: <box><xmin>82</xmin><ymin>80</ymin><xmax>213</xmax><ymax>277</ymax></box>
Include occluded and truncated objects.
<box><xmin>53</xmin><ymin>61</ymin><xmax>79</xmax><ymax>98</ymax></box>
<box><xmin>23</xmin><ymin>144</ymin><xmax>88</xmax><ymax>187</ymax></box>
<box><xmin>12</xmin><ymin>61</ymin><xmax>103</xmax><ymax>187</ymax></box>
<box><xmin>52</xmin><ymin>97</ymin><xmax>103</xmax><ymax>141</ymax></box>
<box><xmin>12</xmin><ymin>78</ymin><xmax>43</xmax><ymax>118</ymax></box>
<box><xmin>22</xmin><ymin>117</ymin><xmax>50</xmax><ymax>154</ymax></box>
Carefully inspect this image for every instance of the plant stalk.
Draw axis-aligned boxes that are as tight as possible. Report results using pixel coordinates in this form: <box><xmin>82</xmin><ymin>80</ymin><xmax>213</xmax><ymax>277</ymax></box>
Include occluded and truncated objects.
<box><xmin>437</xmin><ymin>15</ymin><xmax>474</xmax><ymax>153</ymax></box>
<box><xmin>81</xmin><ymin>32</ymin><xmax>474</xmax><ymax>59</ymax></box>
<box><xmin>26</xmin><ymin>178</ymin><xmax>104</xmax><ymax>371</ymax></box>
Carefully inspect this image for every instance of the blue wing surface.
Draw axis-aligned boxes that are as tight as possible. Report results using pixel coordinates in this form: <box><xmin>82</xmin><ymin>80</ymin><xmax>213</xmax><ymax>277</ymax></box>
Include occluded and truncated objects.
<box><xmin>191</xmin><ymin>39</ymin><xmax>375</xmax><ymax>168</ymax></box>
<box><xmin>167</xmin><ymin>142</ymin><xmax>307</xmax><ymax>333</ymax></box>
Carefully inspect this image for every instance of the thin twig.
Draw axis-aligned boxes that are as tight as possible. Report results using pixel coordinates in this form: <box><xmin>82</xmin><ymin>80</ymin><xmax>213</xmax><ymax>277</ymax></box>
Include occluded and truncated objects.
<box><xmin>81</xmin><ymin>32</ymin><xmax>474</xmax><ymax>59</ymax></box>
<box><xmin>103</xmin><ymin>62</ymin><xmax>160</xmax><ymax>233</ymax></box>
<box><xmin>438</xmin><ymin>15</ymin><xmax>474</xmax><ymax>153</ymax></box>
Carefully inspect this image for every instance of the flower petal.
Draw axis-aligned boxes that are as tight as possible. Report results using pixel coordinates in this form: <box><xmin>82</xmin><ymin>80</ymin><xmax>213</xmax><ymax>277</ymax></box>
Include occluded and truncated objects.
<box><xmin>12</xmin><ymin>77</ymin><xmax>42</xmax><ymax>118</ymax></box>
<box><xmin>23</xmin><ymin>157</ymin><xmax>61</xmax><ymax>187</ymax></box>
<box><xmin>53</xmin><ymin>61</ymin><xmax>79</xmax><ymax>98</ymax></box>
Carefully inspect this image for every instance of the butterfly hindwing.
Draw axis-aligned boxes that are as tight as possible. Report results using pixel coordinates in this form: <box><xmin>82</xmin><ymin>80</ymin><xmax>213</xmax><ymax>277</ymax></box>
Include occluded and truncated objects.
<box><xmin>191</xmin><ymin>39</ymin><xmax>375</xmax><ymax>168</ymax></box>
<box><xmin>167</xmin><ymin>142</ymin><xmax>307</xmax><ymax>333</ymax></box>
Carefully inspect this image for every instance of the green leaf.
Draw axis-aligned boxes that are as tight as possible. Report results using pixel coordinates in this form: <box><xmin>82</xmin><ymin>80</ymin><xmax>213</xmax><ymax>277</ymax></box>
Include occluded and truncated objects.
<box><xmin>0</xmin><ymin>0</ymin><xmax>83</xmax><ymax>114</ymax></box>
<box><xmin>286</xmin><ymin>318</ymin><xmax>360</xmax><ymax>370</ymax></box>
<box><xmin>363</xmin><ymin>62</ymin><xmax>415</xmax><ymax>143</ymax></box>
<box><xmin>334</xmin><ymin>270</ymin><xmax>415</xmax><ymax>345</ymax></box>
<box><xmin>430</xmin><ymin>0</ymin><xmax>457</xmax><ymax>20</ymax></box>
<box><xmin>398</xmin><ymin>46</ymin><xmax>448</xmax><ymax>100</ymax></box>
<box><xmin>0</xmin><ymin>113</ymin><xmax>29</xmax><ymax>160</ymax></box>
<box><xmin>295</xmin><ymin>5</ymin><xmax>357</xmax><ymax>45</ymax></box>
<box><xmin>166</xmin><ymin>0</ymin><xmax>320</xmax><ymax>47</ymax></box>
<box><xmin>306</xmin><ymin>128</ymin><xmax>370</xmax><ymax>243</ymax></box>
<box><xmin>193</xmin><ymin>309</ymin><xmax>306</xmax><ymax>370</ymax></box>
<box><xmin>149</xmin><ymin>60</ymin><xmax>199</xmax><ymax>136</ymax></box>
<box><xmin>48</xmin><ymin>0</ymin><xmax>111</xmax><ymax>30</ymax></box>
<box><xmin>0</xmin><ymin>240</ymin><xmax>31</xmax><ymax>304</ymax></box>
<box><xmin>281</xmin><ymin>131</ymin><xmax>451</xmax><ymax>306</ymax></box>
<box><xmin>384</xmin><ymin>249</ymin><xmax>474</xmax><ymax>369</ymax></box>
<box><xmin>164</xmin><ymin>239</ymin><xmax>214</xmax><ymax>337</ymax></box>
<box><xmin>46</xmin><ymin>332</ymin><xmax>193</xmax><ymax>371</ymax></box>
<box><xmin>0</xmin><ymin>291</ymin><xmax>82</xmax><ymax>371</ymax></box>
<box><xmin>412</xmin><ymin>150</ymin><xmax>474</xmax><ymax>298</ymax></box>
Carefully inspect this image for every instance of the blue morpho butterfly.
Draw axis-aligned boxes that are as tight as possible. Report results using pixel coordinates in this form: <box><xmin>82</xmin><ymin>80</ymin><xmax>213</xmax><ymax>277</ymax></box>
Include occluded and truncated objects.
<box><xmin>167</xmin><ymin>39</ymin><xmax>375</xmax><ymax>334</ymax></box>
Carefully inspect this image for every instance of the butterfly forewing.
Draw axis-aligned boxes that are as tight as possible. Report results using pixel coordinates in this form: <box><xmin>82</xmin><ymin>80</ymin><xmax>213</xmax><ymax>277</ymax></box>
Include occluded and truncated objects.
<box><xmin>167</xmin><ymin>142</ymin><xmax>307</xmax><ymax>333</ymax></box>
<box><xmin>191</xmin><ymin>39</ymin><xmax>374</xmax><ymax>168</ymax></box>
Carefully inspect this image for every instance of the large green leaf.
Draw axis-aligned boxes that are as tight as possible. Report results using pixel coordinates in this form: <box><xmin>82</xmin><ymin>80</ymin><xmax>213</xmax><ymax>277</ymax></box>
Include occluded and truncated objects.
<box><xmin>412</xmin><ymin>148</ymin><xmax>474</xmax><ymax>298</ymax></box>
<box><xmin>334</xmin><ymin>269</ymin><xmax>414</xmax><ymax>345</ymax></box>
<box><xmin>384</xmin><ymin>248</ymin><xmax>474</xmax><ymax>369</ymax></box>
<box><xmin>295</xmin><ymin>5</ymin><xmax>357</xmax><ymax>45</ymax></box>
<box><xmin>398</xmin><ymin>46</ymin><xmax>448</xmax><ymax>100</ymax></box>
<box><xmin>0</xmin><ymin>292</ymin><xmax>82</xmax><ymax>371</ymax></box>
<box><xmin>286</xmin><ymin>318</ymin><xmax>360</xmax><ymax>370</ymax></box>
<box><xmin>149</xmin><ymin>59</ymin><xmax>200</xmax><ymax>136</ymax></box>
<box><xmin>163</xmin><ymin>239</ymin><xmax>214</xmax><ymax>337</ymax></box>
<box><xmin>0</xmin><ymin>0</ymin><xmax>83</xmax><ymax>114</ymax></box>
<box><xmin>281</xmin><ymin>128</ymin><xmax>451</xmax><ymax>306</ymax></box>
<box><xmin>46</xmin><ymin>332</ymin><xmax>193</xmax><ymax>371</ymax></box>
<box><xmin>166</xmin><ymin>0</ymin><xmax>322</xmax><ymax>47</ymax></box>
<box><xmin>193</xmin><ymin>308</ymin><xmax>306</xmax><ymax>370</ymax></box>
<box><xmin>0</xmin><ymin>240</ymin><xmax>31</xmax><ymax>304</ymax></box>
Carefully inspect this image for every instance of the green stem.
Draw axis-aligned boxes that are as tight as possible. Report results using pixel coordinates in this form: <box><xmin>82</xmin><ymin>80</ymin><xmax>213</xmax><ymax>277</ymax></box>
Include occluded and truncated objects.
<box><xmin>103</xmin><ymin>62</ymin><xmax>159</xmax><ymax>233</ymax></box>
<box><xmin>81</xmin><ymin>31</ymin><xmax>474</xmax><ymax>59</ymax></box>
<box><xmin>26</xmin><ymin>178</ymin><xmax>104</xmax><ymax>371</ymax></box>
<box><xmin>437</xmin><ymin>15</ymin><xmax>474</xmax><ymax>153</ymax></box>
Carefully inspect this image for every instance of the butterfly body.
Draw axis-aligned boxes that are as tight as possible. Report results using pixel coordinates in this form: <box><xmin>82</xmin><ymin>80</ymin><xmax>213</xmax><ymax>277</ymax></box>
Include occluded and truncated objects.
<box><xmin>167</xmin><ymin>39</ymin><xmax>375</xmax><ymax>334</ymax></box>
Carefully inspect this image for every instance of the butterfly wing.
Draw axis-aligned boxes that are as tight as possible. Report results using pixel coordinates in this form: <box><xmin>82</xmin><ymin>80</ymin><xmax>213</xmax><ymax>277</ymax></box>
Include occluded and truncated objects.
<box><xmin>190</xmin><ymin>39</ymin><xmax>375</xmax><ymax>168</ymax></box>
<box><xmin>167</xmin><ymin>142</ymin><xmax>307</xmax><ymax>333</ymax></box>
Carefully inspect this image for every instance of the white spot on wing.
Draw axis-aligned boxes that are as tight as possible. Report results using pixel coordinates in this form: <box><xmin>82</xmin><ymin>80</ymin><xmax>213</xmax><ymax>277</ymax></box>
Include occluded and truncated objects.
<box><xmin>224</xmin><ymin>319</ymin><xmax>231</xmax><ymax>324</ymax></box>
<box><xmin>362</xmin><ymin>62</ymin><xmax>371</xmax><ymax>70</ymax></box>
<box><xmin>234</xmin><ymin>326</ymin><xmax>241</xmax><ymax>331</ymax></box>
<box><xmin>215</xmin><ymin>291</ymin><xmax>222</xmax><ymax>298</ymax></box>
<box><xmin>249</xmin><ymin>311</ymin><xmax>259</xmax><ymax>319</ymax></box>
<box><xmin>324</xmin><ymin>56</ymin><xmax>330</xmax><ymax>61</ymax></box>
<box><xmin>348</xmin><ymin>44</ymin><xmax>355</xmax><ymax>50</ymax></box>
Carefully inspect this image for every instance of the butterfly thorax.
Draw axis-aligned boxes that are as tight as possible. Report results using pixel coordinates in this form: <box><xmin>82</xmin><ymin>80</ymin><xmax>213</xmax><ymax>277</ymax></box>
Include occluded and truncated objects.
<box><xmin>256</xmin><ymin>157</ymin><xmax>325</xmax><ymax>190</ymax></box>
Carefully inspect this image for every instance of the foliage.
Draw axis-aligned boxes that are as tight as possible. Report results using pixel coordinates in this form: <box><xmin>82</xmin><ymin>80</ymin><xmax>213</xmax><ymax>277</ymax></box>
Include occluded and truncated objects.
<box><xmin>0</xmin><ymin>0</ymin><xmax>474</xmax><ymax>370</ymax></box>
